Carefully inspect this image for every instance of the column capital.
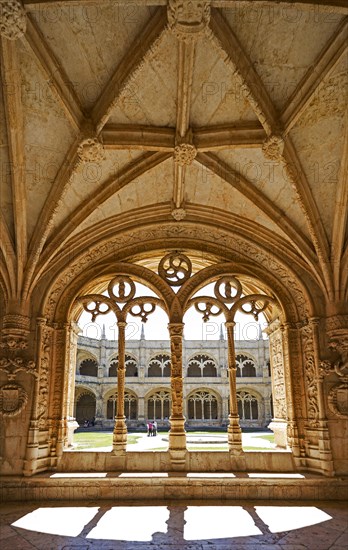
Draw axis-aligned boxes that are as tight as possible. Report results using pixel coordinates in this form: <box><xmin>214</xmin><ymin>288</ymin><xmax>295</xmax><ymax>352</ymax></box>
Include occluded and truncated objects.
<box><xmin>168</xmin><ymin>323</ymin><xmax>184</xmax><ymax>337</ymax></box>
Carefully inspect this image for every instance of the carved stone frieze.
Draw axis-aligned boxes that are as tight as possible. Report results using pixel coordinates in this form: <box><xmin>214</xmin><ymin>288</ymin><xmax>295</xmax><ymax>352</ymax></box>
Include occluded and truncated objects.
<box><xmin>0</xmin><ymin>382</ymin><xmax>28</xmax><ymax>416</ymax></box>
<box><xmin>0</xmin><ymin>0</ymin><xmax>26</xmax><ymax>40</ymax></box>
<box><xmin>167</xmin><ymin>0</ymin><xmax>210</xmax><ymax>42</ymax></box>
<box><xmin>37</xmin><ymin>324</ymin><xmax>52</xmax><ymax>429</ymax></box>
<box><xmin>0</xmin><ymin>336</ymin><xmax>28</xmax><ymax>350</ymax></box>
<box><xmin>269</xmin><ymin>328</ymin><xmax>287</xmax><ymax>420</ymax></box>
<box><xmin>44</xmin><ymin>224</ymin><xmax>309</xmax><ymax>323</ymax></box>
<box><xmin>300</xmin><ymin>323</ymin><xmax>319</xmax><ymax>424</ymax></box>
<box><xmin>174</xmin><ymin>143</ymin><xmax>197</xmax><ymax>166</ymax></box>
<box><xmin>0</xmin><ymin>356</ymin><xmax>37</xmax><ymax>381</ymax></box>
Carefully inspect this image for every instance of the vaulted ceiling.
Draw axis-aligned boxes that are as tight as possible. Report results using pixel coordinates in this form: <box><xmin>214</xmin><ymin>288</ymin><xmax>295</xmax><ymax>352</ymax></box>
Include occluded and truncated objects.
<box><xmin>0</xmin><ymin>0</ymin><xmax>347</xmax><ymax>307</ymax></box>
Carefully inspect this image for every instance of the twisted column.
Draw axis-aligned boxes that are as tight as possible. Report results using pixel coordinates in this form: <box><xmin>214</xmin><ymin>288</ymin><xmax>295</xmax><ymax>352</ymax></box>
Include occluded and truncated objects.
<box><xmin>168</xmin><ymin>322</ymin><xmax>187</xmax><ymax>468</ymax></box>
<box><xmin>112</xmin><ymin>321</ymin><xmax>127</xmax><ymax>453</ymax></box>
<box><xmin>225</xmin><ymin>321</ymin><xmax>243</xmax><ymax>453</ymax></box>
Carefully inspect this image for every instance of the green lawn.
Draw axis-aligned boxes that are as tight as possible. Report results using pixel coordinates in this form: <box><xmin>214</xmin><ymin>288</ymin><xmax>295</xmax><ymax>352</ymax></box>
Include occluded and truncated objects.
<box><xmin>71</xmin><ymin>430</ymin><xmax>275</xmax><ymax>451</ymax></box>
<box><xmin>72</xmin><ymin>431</ymin><xmax>140</xmax><ymax>449</ymax></box>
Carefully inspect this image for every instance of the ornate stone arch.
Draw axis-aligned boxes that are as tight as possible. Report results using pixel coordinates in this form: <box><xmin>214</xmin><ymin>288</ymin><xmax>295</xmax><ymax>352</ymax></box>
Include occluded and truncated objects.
<box><xmin>104</xmin><ymin>388</ymin><xmax>138</xmax><ymax>420</ymax></box>
<box><xmin>187</xmin><ymin>353</ymin><xmax>218</xmax><ymax>377</ymax></box>
<box><xmin>74</xmin><ymin>386</ymin><xmax>97</xmax><ymax>424</ymax></box>
<box><xmin>108</xmin><ymin>353</ymin><xmax>138</xmax><ymax>377</ymax></box>
<box><xmin>148</xmin><ymin>353</ymin><xmax>171</xmax><ymax>377</ymax></box>
<box><xmin>187</xmin><ymin>387</ymin><xmax>221</xmax><ymax>421</ymax></box>
<box><xmin>235</xmin><ymin>352</ymin><xmax>257</xmax><ymax>377</ymax></box>
<box><xmin>236</xmin><ymin>388</ymin><xmax>262</xmax><ymax>423</ymax></box>
<box><xmin>146</xmin><ymin>387</ymin><xmax>171</xmax><ymax>421</ymax></box>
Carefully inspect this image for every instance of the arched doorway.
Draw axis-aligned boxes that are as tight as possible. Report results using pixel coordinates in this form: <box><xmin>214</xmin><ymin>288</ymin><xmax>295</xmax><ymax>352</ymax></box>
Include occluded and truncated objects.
<box><xmin>75</xmin><ymin>390</ymin><xmax>96</xmax><ymax>425</ymax></box>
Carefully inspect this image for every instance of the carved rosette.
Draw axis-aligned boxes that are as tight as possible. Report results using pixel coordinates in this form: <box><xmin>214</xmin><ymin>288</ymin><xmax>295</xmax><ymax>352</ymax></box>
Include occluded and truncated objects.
<box><xmin>300</xmin><ymin>323</ymin><xmax>319</xmax><ymax>424</ymax></box>
<box><xmin>171</xmin><ymin>207</ymin><xmax>187</xmax><ymax>221</ymax></box>
<box><xmin>0</xmin><ymin>383</ymin><xmax>28</xmax><ymax>416</ymax></box>
<box><xmin>174</xmin><ymin>143</ymin><xmax>197</xmax><ymax>166</ymax></box>
<box><xmin>0</xmin><ymin>1</ymin><xmax>26</xmax><ymax>40</ymax></box>
<box><xmin>77</xmin><ymin>137</ymin><xmax>105</xmax><ymax>163</ymax></box>
<box><xmin>262</xmin><ymin>134</ymin><xmax>284</xmax><ymax>161</ymax></box>
<box><xmin>167</xmin><ymin>0</ymin><xmax>211</xmax><ymax>42</ymax></box>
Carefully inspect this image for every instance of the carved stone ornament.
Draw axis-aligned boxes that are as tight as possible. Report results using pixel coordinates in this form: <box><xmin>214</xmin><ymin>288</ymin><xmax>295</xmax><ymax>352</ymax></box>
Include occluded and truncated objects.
<box><xmin>0</xmin><ymin>383</ymin><xmax>28</xmax><ymax>416</ymax></box>
<box><xmin>0</xmin><ymin>335</ymin><xmax>27</xmax><ymax>350</ymax></box>
<box><xmin>262</xmin><ymin>134</ymin><xmax>284</xmax><ymax>161</ymax></box>
<box><xmin>0</xmin><ymin>0</ymin><xmax>26</xmax><ymax>40</ymax></box>
<box><xmin>328</xmin><ymin>382</ymin><xmax>348</xmax><ymax>418</ymax></box>
<box><xmin>168</xmin><ymin>0</ymin><xmax>210</xmax><ymax>42</ymax></box>
<box><xmin>77</xmin><ymin>137</ymin><xmax>105</xmax><ymax>163</ymax></box>
<box><xmin>171</xmin><ymin>207</ymin><xmax>187</xmax><ymax>221</ymax></box>
<box><xmin>0</xmin><ymin>356</ymin><xmax>37</xmax><ymax>381</ymax></box>
<box><xmin>174</xmin><ymin>143</ymin><xmax>197</xmax><ymax>166</ymax></box>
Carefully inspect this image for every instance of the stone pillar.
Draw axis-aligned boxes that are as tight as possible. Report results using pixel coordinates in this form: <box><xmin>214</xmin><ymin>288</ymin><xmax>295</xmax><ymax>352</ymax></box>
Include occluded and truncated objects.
<box><xmin>100</xmin><ymin>333</ymin><xmax>107</xmax><ymax>378</ymax></box>
<box><xmin>48</xmin><ymin>324</ymin><xmax>67</xmax><ymax>467</ymax></box>
<box><xmin>65</xmin><ymin>323</ymin><xmax>79</xmax><ymax>444</ymax></box>
<box><xmin>138</xmin><ymin>396</ymin><xmax>145</xmax><ymax>423</ymax></box>
<box><xmin>222</xmin><ymin>395</ymin><xmax>229</xmax><ymax>424</ymax></box>
<box><xmin>225</xmin><ymin>321</ymin><xmax>243</xmax><ymax>453</ymax></box>
<box><xmin>264</xmin><ymin>396</ymin><xmax>272</xmax><ymax>425</ymax></box>
<box><xmin>112</xmin><ymin>321</ymin><xmax>127</xmax><ymax>453</ymax></box>
<box><xmin>95</xmin><ymin>387</ymin><xmax>104</xmax><ymax>427</ymax></box>
<box><xmin>168</xmin><ymin>322</ymin><xmax>187</xmax><ymax>469</ymax></box>
<box><xmin>266</xmin><ymin>319</ymin><xmax>288</xmax><ymax>448</ymax></box>
<box><xmin>301</xmin><ymin>318</ymin><xmax>334</xmax><ymax>476</ymax></box>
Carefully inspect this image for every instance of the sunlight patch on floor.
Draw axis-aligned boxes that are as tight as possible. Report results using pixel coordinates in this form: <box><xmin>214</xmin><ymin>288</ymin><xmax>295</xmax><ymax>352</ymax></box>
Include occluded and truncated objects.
<box><xmin>87</xmin><ymin>506</ymin><xmax>168</xmax><ymax>541</ymax></box>
<box><xmin>248</xmin><ymin>473</ymin><xmax>305</xmax><ymax>478</ymax></box>
<box><xmin>183</xmin><ymin>506</ymin><xmax>262</xmax><ymax>539</ymax></box>
<box><xmin>12</xmin><ymin>507</ymin><xmax>99</xmax><ymax>537</ymax></box>
<box><xmin>255</xmin><ymin>506</ymin><xmax>332</xmax><ymax>532</ymax></box>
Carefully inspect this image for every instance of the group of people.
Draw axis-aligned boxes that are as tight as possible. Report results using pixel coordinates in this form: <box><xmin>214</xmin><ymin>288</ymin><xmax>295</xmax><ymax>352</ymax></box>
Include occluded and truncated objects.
<box><xmin>147</xmin><ymin>420</ymin><xmax>157</xmax><ymax>436</ymax></box>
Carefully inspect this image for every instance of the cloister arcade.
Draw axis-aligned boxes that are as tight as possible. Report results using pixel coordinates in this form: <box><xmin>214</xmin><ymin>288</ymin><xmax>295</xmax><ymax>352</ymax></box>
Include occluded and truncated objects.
<box><xmin>1</xmin><ymin>0</ymin><xmax>347</xmax><ymax>511</ymax></box>
<box><xmin>74</xmin><ymin>335</ymin><xmax>271</xmax><ymax>428</ymax></box>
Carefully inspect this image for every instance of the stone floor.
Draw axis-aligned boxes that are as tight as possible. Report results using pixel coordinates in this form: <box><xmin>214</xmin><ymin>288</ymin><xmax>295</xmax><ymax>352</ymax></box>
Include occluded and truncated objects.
<box><xmin>0</xmin><ymin>500</ymin><xmax>347</xmax><ymax>549</ymax></box>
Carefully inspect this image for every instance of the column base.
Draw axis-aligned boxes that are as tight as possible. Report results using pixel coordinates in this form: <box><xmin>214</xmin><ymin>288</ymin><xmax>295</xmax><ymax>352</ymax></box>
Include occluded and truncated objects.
<box><xmin>269</xmin><ymin>420</ymin><xmax>288</xmax><ymax>448</ymax></box>
<box><xmin>112</xmin><ymin>417</ymin><xmax>127</xmax><ymax>452</ymax></box>
<box><xmin>67</xmin><ymin>418</ymin><xmax>79</xmax><ymax>447</ymax></box>
<box><xmin>227</xmin><ymin>414</ymin><xmax>243</xmax><ymax>454</ymax></box>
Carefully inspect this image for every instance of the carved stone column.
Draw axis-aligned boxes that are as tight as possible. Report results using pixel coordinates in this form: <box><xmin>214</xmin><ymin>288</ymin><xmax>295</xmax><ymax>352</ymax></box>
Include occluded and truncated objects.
<box><xmin>310</xmin><ymin>318</ymin><xmax>335</xmax><ymax>475</ymax></box>
<box><xmin>300</xmin><ymin>319</ymin><xmax>334</xmax><ymax>476</ymax></box>
<box><xmin>48</xmin><ymin>324</ymin><xmax>67</xmax><ymax>467</ymax></box>
<box><xmin>23</xmin><ymin>317</ymin><xmax>52</xmax><ymax>475</ymax></box>
<box><xmin>112</xmin><ymin>321</ymin><xmax>127</xmax><ymax>453</ymax></box>
<box><xmin>168</xmin><ymin>322</ymin><xmax>187</xmax><ymax>468</ymax></box>
<box><xmin>280</xmin><ymin>322</ymin><xmax>306</xmax><ymax>463</ymax></box>
<box><xmin>65</xmin><ymin>323</ymin><xmax>79</xmax><ymax>444</ymax></box>
<box><xmin>225</xmin><ymin>321</ymin><xmax>243</xmax><ymax>453</ymax></box>
<box><xmin>266</xmin><ymin>319</ymin><xmax>288</xmax><ymax>448</ymax></box>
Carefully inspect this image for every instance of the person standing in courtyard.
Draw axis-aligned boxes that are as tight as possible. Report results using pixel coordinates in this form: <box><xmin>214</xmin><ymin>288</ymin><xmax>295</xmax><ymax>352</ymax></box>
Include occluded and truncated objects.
<box><xmin>152</xmin><ymin>420</ymin><xmax>157</xmax><ymax>436</ymax></box>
